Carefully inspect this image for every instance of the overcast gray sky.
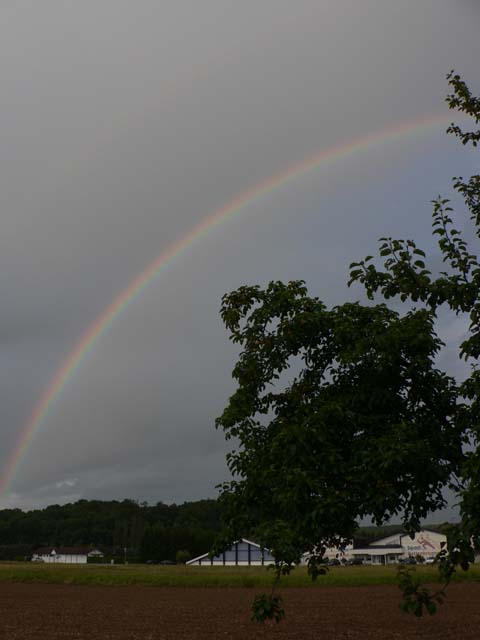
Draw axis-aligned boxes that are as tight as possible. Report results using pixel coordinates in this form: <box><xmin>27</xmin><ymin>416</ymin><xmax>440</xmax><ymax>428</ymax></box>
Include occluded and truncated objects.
<box><xmin>0</xmin><ymin>1</ymin><xmax>479</xmax><ymax>516</ymax></box>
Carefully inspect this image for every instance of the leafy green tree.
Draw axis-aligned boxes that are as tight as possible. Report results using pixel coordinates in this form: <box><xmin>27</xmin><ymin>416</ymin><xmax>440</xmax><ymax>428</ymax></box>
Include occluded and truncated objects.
<box><xmin>175</xmin><ymin>549</ymin><xmax>192</xmax><ymax>564</ymax></box>
<box><xmin>139</xmin><ymin>524</ymin><xmax>164</xmax><ymax>562</ymax></box>
<box><xmin>349</xmin><ymin>70</ymin><xmax>480</xmax><ymax>603</ymax></box>
<box><xmin>215</xmin><ymin>71</ymin><xmax>479</xmax><ymax>620</ymax></box>
<box><xmin>215</xmin><ymin>283</ymin><xmax>462</xmax><ymax>616</ymax></box>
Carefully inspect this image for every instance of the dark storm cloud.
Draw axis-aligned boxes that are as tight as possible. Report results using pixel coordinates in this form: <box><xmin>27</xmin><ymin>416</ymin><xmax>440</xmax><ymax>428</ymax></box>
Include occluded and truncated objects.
<box><xmin>0</xmin><ymin>1</ymin><xmax>478</xmax><ymax>518</ymax></box>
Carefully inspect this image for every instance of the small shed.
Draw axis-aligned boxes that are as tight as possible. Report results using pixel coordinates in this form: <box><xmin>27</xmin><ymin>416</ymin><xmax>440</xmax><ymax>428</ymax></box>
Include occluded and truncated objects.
<box><xmin>32</xmin><ymin>547</ymin><xmax>104</xmax><ymax>564</ymax></box>
<box><xmin>186</xmin><ymin>538</ymin><xmax>275</xmax><ymax>566</ymax></box>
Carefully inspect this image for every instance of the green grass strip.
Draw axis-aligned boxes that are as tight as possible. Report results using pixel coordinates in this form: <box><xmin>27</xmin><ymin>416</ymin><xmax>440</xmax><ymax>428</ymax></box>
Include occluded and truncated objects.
<box><xmin>0</xmin><ymin>563</ymin><xmax>479</xmax><ymax>588</ymax></box>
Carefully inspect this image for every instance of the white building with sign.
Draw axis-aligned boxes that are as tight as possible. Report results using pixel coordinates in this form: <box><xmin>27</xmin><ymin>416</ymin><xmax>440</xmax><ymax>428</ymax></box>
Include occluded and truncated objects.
<box><xmin>313</xmin><ymin>529</ymin><xmax>447</xmax><ymax>565</ymax></box>
<box><xmin>351</xmin><ymin>529</ymin><xmax>446</xmax><ymax>565</ymax></box>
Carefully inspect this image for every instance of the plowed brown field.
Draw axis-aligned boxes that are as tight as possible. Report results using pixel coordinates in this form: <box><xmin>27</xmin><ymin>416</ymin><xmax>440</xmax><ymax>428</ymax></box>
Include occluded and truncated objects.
<box><xmin>0</xmin><ymin>582</ymin><xmax>478</xmax><ymax>639</ymax></box>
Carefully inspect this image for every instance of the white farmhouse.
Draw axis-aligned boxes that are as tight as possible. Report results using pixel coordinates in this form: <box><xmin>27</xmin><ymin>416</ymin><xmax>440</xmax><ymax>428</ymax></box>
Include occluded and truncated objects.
<box><xmin>186</xmin><ymin>538</ymin><xmax>275</xmax><ymax>566</ymax></box>
<box><xmin>32</xmin><ymin>546</ymin><xmax>104</xmax><ymax>564</ymax></box>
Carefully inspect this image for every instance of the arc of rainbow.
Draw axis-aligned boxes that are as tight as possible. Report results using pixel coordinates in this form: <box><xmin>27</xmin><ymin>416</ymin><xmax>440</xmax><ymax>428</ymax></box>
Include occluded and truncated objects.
<box><xmin>1</xmin><ymin>113</ymin><xmax>455</xmax><ymax>498</ymax></box>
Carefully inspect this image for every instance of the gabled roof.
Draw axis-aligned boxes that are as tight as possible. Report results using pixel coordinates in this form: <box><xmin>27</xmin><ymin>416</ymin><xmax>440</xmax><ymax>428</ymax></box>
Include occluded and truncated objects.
<box><xmin>186</xmin><ymin>538</ymin><xmax>268</xmax><ymax>565</ymax></box>
<box><xmin>33</xmin><ymin>546</ymin><xmax>103</xmax><ymax>556</ymax></box>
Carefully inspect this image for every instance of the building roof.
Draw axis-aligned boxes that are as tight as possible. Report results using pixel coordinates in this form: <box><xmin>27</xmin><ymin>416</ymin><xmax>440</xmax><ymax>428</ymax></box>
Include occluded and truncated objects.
<box><xmin>352</xmin><ymin>546</ymin><xmax>404</xmax><ymax>556</ymax></box>
<box><xmin>359</xmin><ymin>544</ymin><xmax>403</xmax><ymax>550</ymax></box>
<box><xmin>186</xmin><ymin>538</ymin><xmax>267</xmax><ymax>565</ymax></box>
<box><xmin>34</xmin><ymin>546</ymin><xmax>103</xmax><ymax>556</ymax></box>
<box><xmin>355</xmin><ymin>527</ymin><xmax>444</xmax><ymax>548</ymax></box>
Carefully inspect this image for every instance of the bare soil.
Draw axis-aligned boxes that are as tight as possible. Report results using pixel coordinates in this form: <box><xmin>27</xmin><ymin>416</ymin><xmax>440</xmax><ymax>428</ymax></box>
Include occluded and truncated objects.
<box><xmin>0</xmin><ymin>582</ymin><xmax>478</xmax><ymax>639</ymax></box>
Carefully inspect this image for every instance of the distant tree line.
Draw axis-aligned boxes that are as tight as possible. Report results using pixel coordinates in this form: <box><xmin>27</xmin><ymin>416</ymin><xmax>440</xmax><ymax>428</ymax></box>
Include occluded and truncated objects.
<box><xmin>0</xmin><ymin>498</ymin><xmax>223</xmax><ymax>562</ymax></box>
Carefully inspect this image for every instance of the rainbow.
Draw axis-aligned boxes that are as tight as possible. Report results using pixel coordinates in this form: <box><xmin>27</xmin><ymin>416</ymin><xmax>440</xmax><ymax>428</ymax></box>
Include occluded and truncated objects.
<box><xmin>1</xmin><ymin>113</ymin><xmax>455</xmax><ymax>499</ymax></box>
